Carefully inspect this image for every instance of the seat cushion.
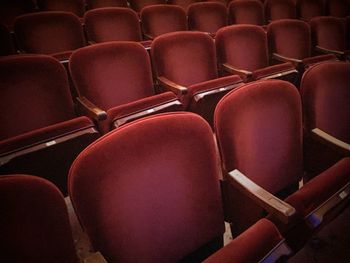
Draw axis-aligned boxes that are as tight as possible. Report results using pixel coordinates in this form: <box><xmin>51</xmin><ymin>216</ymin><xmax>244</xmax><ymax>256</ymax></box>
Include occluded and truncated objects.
<box><xmin>0</xmin><ymin>116</ymin><xmax>94</xmax><ymax>156</ymax></box>
<box><xmin>252</xmin><ymin>62</ymin><xmax>295</xmax><ymax>80</ymax></box>
<box><xmin>285</xmin><ymin>157</ymin><xmax>350</xmax><ymax>217</ymax></box>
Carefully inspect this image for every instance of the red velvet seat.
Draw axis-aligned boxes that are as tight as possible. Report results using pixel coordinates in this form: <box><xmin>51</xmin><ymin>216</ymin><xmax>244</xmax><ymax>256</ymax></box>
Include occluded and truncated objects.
<box><xmin>168</xmin><ymin>0</ymin><xmax>197</xmax><ymax>11</ymax></box>
<box><xmin>228</xmin><ymin>0</ymin><xmax>265</xmax><ymax>26</ymax></box>
<box><xmin>86</xmin><ymin>0</ymin><xmax>128</xmax><ymax>10</ymax></box>
<box><xmin>14</xmin><ymin>11</ymin><xmax>86</xmax><ymax>62</ymax></box>
<box><xmin>214</xmin><ymin>79</ymin><xmax>350</xmax><ymax>250</ymax></box>
<box><xmin>296</xmin><ymin>0</ymin><xmax>324</xmax><ymax>21</ymax></box>
<box><xmin>0</xmin><ymin>175</ymin><xmax>78</xmax><ymax>262</ymax></box>
<box><xmin>325</xmin><ymin>0</ymin><xmax>350</xmax><ymax>17</ymax></box>
<box><xmin>188</xmin><ymin>2</ymin><xmax>228</xmax><ymax>37</ymax></box>
<box><xmin>140</xmin><ymin>5</ymin><xmax>187</xmax><ymax>40</ymax></box>
<box><xmin>0</xmin><ymin>55</ymin><xmax>99</xmax><ymax>193</ymax></box>
<box><xmin>128</xmin><ymin>0</ymin><xmax>166</xmax><ymax>13</ymax></box>
<box><xmin>264</xmin><ymin>0</ymin><xmax>296</xmax><ymax>22</ymax></box>
<box><xmin>301</xmin><ymin>61</ymin><xmax>350</xmax><ymax>178</ymax></box>
<box><xmin>37</xmin><ymin>0</ymin><xmax>85</xmax><ymax>17</ymax></box>
<box><xmin>151</xmin><ymin>31</ymin><xmax>243</xmax><ymax>125</ymax></box>
<box><xmin>267</xmin><ymin>19</ymin><xmax>337</xmax><ymax>74</ymax></box>
<box><xmin>84</xmin><ymin>7</ymin><xmax>151</xmax><ymax>49</ymax></box>
<box><xmin>310</xmin><ymin>16</ymin><xmax>350</xmax><ymax>61</ymax></box>
<box><xmin>0</xmin><ymin>0</ymin><xmax>35</xmax><ymax>29</ymax></box>
<box><xmin>216</xmin><ymin>24</ymin><xmax>298</xmax><ymax>83</ymax></box>
<box><xmin>0</xmin><ymin>24</ymin><xmax>15</xmax><ymax>56</ymax></box>
<box><xmin>69</xmin><ymin>112</ymin><xmax>292</xmax><ymax>262</ymax></box>
<box><xmin>69</xmin><ymin>42</ymin><xmax>182</xmax><ymax>134</ymax></box>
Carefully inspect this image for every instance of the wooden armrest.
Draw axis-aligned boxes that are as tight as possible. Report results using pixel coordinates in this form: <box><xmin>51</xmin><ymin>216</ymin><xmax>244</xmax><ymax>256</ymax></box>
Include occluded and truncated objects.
<box><xmin>272</xmin><ymin>53</ymin><xmax>302</xmax><ymax>65</ymax></box>
<box><xmin>228</xmin><ymin>169</ymin><xmax>296</xmax><ymax>224</ymax></box>
<box><xmin>83</xmin><ymin>252</ymin><xmax>107</xmax><ymax>263</ymax></box>
<box><xmin>76</xmin><ymin>97</ymin><xmax>107</xmax><ymax>121</ymax></box>
<box><xmin>157</xmin><ymin>76</ymin><xmax>188</xmax><ymax>95</ymax></box>
<box><xmin>315</xmin><ymin>45</ymin><xmax>345</xmax><ymax>57</ymax></box>
<box><xmin>222</xmin><ymin>63</ymin><xmax>252</xmax><ymax>81</ymax></box>
<box><xmin>143</xmin><ymin>33</ymin><xmax>154</xmax><ymax>40</ymax></box>
<box><xmin>311</xmin><ymin>128</ymin><xmax>350</xmax><ymax>155</ymax></box>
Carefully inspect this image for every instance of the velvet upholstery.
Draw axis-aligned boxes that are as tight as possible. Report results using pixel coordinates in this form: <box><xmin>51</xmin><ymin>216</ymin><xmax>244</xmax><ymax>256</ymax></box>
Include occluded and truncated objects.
<box><xmin>168</xmin><ymin>0</ymin><xmax>197</xmax><ymax>11</ymax></box>
<box><xmin>228</xmin><ymin>0</ymin><xmax>265</xmax><ymax>26</ymax></box>
<box><xmin>84</xmin><ymin>7</ymin><xmax>142</xmax><ymax>43</ymax></box>
<box><xmin>86</xmin><ymin>0</ymin><xmax>128</xmax><ymax>9</ymax></box>
<box><xmin>325</xmin><ymin>0</ymin><xmax>350</xmax><ymax>17</ymax></box>
<box><xmin>0</xmin><ymin>175</ymin><xmax>78</xmax><ymax>262</ymax></box>
<box><xmin>37</xmin><ymin>0</ymin><xmax>85</xmax><ymax>17</ymax></box>
<box><xmin>264</xmin><ymin>0</ymin><xmax>297</xmax><ymax>22</ymax></box>
<box><xmin>296</xmin><ymin>0</ymin><xmax>324</xmax><ymax>21</ymax></box>
<box><xmin>69</xmin><ymin>112</ymin><xmax>225</xmax><ymax>262</ymax></box>
<box><xmin>14</xmin><ymin>12</ymin><xmax>85</xmax><ymax>58</ymax></box>
<box><xmin>188</xmin><ymin>2</ymin><xmax>228</xmax><ymax>35</ymax></box>
<box><xmin>128</xmin><ymin>0</ymin><xmax>166</xmax><ymax>12</ymax></box>
<box><xmin>70</xmin><ymin>41</ymin><xmax>181</xmax><ymax>133</ymax></box>
<box><xmin>0</xmin><ymin>24</ymin><xmax>15</xmax><ymax>56</ymax></box>
<box><xmin>0</xmin><ymin>55</ymin><xmax>99</xmax><ymax>193</ymax></box>
<box><xmin>140</xmin><ymin>5</ymin><xmax>187</xmax><ymax>39</ymax></box>
<box><xmin>0</xmin><ymin>0</ymin><xmax>35</xmax><ymax>28</ymax></box>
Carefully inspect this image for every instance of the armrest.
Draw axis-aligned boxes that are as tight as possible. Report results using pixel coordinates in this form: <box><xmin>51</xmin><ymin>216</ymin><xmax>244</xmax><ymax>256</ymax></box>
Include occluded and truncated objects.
<box><xmin>222</xmin><ymin>63</ymin><xmax>252</xmax><ymax>81</ymax></box>
<box><xmin>157</xmin><ymin>76</ymin><xmax>188</xmax><ymax>95</ymax></box>
<box><xmin>272</xmin><ymin>53</ymin><xmax>302</xmax><ymax>65</ymax></box>
<box><xmin>311</xmin><ymin>128</ymin><xmax>350</xmax><ymax>155</ymax></box>
<box><xmin>76</xmin><ymin>97</ymin><xmax>107</xmax><ymax>121</ymax></box>
<box><xmin>228</xmin><ymin>169</ymin><xmax>296</xmax><ymax>224</ymax></box>
<box><xmin>315</xmin><ymin>45</ymin><xmax>345</xmax><ymax>58</ymax></box>
<box><xmin>83</xmin><ymin>252</ymin><xmax>107</xmax><ymax>263</ymax></box>
<box><xmin>88</xmin><ymin>40</ymin><xmax>96</xmax><ymax>45</ymax></box>
<box><xmin>143</xmin><ymin>33</ymin><xmax>154</xmax><ymax>40</ymax></box>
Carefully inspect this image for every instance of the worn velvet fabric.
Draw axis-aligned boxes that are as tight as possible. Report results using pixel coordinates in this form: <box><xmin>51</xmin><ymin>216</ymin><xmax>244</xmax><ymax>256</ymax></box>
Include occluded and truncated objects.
<box><xmin>37</xmin><ymin>0</ymin><xmax>85</xmax><ymax>17</ymax></box>
<box><xmin>188</xmin><ymin>2</ymin><xmax>228</xmax><ymax>35</ymax></box>
<box><xmin>86</xmin><ymin>0</ymin><xmax>128</xmax><ymax>9</ymax></box>
<box><xmin>296</xmin><ymin>0</ymin><xmax>324</xmax><ymax>21</ymax></box>
<box><xmin>128</xmin><ymin>0</ymin><xmax>166</xmax><ymax>12</ymax></box>
<box><xmin>0</xmin><ymin>24</ymin><xmax>15</xmax><ymax>56</ymax></box>
<box><xmin>84</xmin><ymin>7</ymin><xmax>142</xmax><ymax>43</ymax></box>
<box><xmin>228</xmin><ymin>0</ymin><xmax>265</xmax><ymax>26</ymax></box>
<box><xmin>0</xmin><ymin>175</ymin><xmax>78</xmax><ymax>262</ymax></box>
<box><xmin>0</xmin><ymin>0</ymin><xmax>35</xmax><ymax>28</ymax></box>
<box><xmin>69</xmin><ymin>112</ymin><xmax>225</xmax><ymax>262</ymax></box>
<box><xmin>140</xmin><ymin>5</ymin><xmax>187</xmax><ymax>39</ymax></box>
<box><xmin>204</xmin><ymin>219</ymin><xmax>283</xmax><ymax>263</ymax></box>
<box><xmin>14</xmin><ymin>11</ymin><xmax>85</xmax><ymax>56</ymax></box>
<box><xmin>264</xmin><ymin>0</ymin><xmax>296</xmax><ymax>22</ymax></box>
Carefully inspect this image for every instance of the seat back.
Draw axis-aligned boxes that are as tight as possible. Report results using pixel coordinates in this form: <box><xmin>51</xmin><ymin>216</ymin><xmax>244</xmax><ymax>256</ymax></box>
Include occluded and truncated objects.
<box><xmin>168</xmin><ymin>0</ymin><xmax>197</xmax><ymax>11</ymax></box>
<box><xmin>188</xmin><ymin>2</ymin><xmax>228</xmax><ymax>35</ymax></box>
<box><xmin>301</xmin><ymin>61</ymin><xmax>350</xmax><ymax>143</ymax></box>
<box><xmin>326</xmin><ymin>0</ymin><xmax>350</xmax><ymax>17</ymax></box>
<box><xmin>228</xmin><ymin>0</ymin><xmax>265</xmax><ymax>26</ymax></box>
<box><xmin>310</xmin><ymin>16</ymin><xmax>347</xmax><ymax>51</ymax></box>
<box><xmin>268</xmin><ymin>19</ymin><xmax>311</xmax><ymax>60</ymax></box>
<box><xmin>128</xmin><ymin>0</ymin><xmax>166</xmax><ymax>13</ymax></box>
<box><xmin>84</xmin><ymin>7</ymin><xmax>142</xmax><ymax>43</ymax></box>
<box><xmin>215</xmin><ymin>80</ymin><xmax>303</xmax><ymax>194</ymax></box>
<box><xmin>69</xmin><ymin>112</ymin><xmax>224</xmax><ymax>262</ymax></box>
<box><xmin>0</xmin><ymin>55</ymin><xmax>75</xmax><ymax>140</ymax></box>
<box><xmin>0</xmin><ymin>24</ymin><xmax>15</xmax><ymax>56</ymax></box>
<box><xmin>264</xmin><ymin>0</ymin><xmax>296</xmax><ymax>22</ymax></box>
<box><xmin>0</xmin><ymin>175</ymin><xmax>78</xmax><ymax>262</ymax></box>
<box><xmin>86</xmin><ymin>0</ymin><xmax>128</xmax><ymax>9</ymax></box>
<box><xmin>216</xmin><ymin>25</ymin><xmax>269</xmax><ymax>72</ymax></box>
<box><xmin>0</xmin><ymin>0</ymin><xmax>35</xmax><ymax>28</ymax></box>
<box><xmin>37</xmin><ymin>0</ymin><xmax>85</xmax><ymax>17</ymax></box>
<box><xmin>151</xmin><ymin>31</ymin><xmax>218</xmax><ymax>86</ymax></box>
<box><xmin>70</xmin><ymin>42</ymin><xmax>154</xmax><ymax>111</ymax></box>
<box><xmin>140</xmin><ymin>5</ymin><xmax>187</xmax><ymax>38</ymax></box>
<box><xmin>296</xmin><ymin>0</ymin><xmax>324</xmax><ymax>21</ymax></box>
<box><xmin>14</xmin><ymin>11</ymin><xmax>85</xmax><ymax>55</ymax></box>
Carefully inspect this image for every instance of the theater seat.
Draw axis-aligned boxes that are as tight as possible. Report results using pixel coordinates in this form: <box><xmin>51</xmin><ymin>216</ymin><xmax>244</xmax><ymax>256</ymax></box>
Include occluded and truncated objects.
<box><xmin>69</xmin><ymin>41</ymin><xmax>182</xmax><ymax>134</ymax></box>
<box><xmin>187</xmin><ymin>2</ymin><xmax>228</xmax><ymax>37</ymax></box>
<box><xmin>37</xmin><ymin>0</ymin><xmax>85</xmax><ymax>17</ymax></box>
<box><xmin>14</xmin><ymin>11</ymin><xmax>86</xmax><ymax>62</ymax></box>
<box><xmin>310</xmin><ymin>16</ymin><xmax>350</xmax><ymax>61</ymax></box>
<box><xmin>228</xmin><ymin>0</ymin><xmax>265</xmax><ymax>27</ymax></box>
<box><xmin>128</xmin><ymin>0</ymin><xmax>166</xmax><ymax>13</ymax></box>
<box><xmin>86</xmin><ymin>0</ymin><xmax>128</xmax><ymax>9</ymax></box>
<box><xmin>267</xmin><ymin>19</ymin><xmax>337</xmax><ymax>74</ymax></box>
<box><xmin>264</xmin><ymin>0</ymin><xmax>297</xmax><ymax>22</ymax></box>
<box><xmin>168</xmin><ymin>0</ymin><xmax>197</xmax><ymax>11</ymax></box>
<box><xmin>0</xmin><ymin>175</ymin><xmax>78</xmax><ymax>262</ymax></box>
<box><xmin>325</xmin><ymin>0</ymin><xmax>350</xmax><ymax>17</ymax></box>
<box><xmin>0</xmin><ymin>24</ymin><xmax>15</xmax><ymax>56</ymax></box>
<box><xmin>69</xmin><ymin>112</ymin><xmax>292</xmax><ymax>262</ymax></box>
<box><xmin>301</xmin><ymin>61</ymin><xmax>350</xmax><ymax>178</ymax></box>
<box><xmin>140</xmin><ymin>5</ymin><xmax>187</xmax><ymax>40</ymax></box>
<box><xmin>151</xmin><ymin>31</ymin><xmax>243</xmax><ymax>126</ymax></box>
<box><xmin>216</xmin><ymin>24</ymin><xmax>298</xmax><ymax>83</ymax></box>
<box><xmin>0</xmin><ymin>55</ymin><xmax>100</xmax><ymax>193</ymax></box>
<box><xmin>214</xmin><ymin>79</ymin><xmax>350</xmax><ymax>250</ymax></box>
<box><xmin>84</xmin><ymin>7</ymin><xmax>151</xmax><ymax>49</ymax></box>
<box><xmin>296</xmin><ymin>0</ymin><xmax>324</xmax><ymax>21</ymax></box>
